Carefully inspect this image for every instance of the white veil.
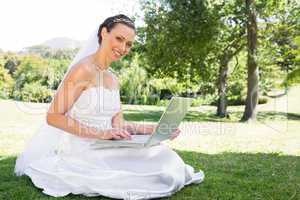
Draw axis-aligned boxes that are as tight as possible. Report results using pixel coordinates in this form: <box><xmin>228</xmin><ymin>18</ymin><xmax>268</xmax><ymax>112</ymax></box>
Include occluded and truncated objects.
<box><xmin>14</xmin><ymin>28</ymin><xmax>100</xmax><ymax>176</ymax></box>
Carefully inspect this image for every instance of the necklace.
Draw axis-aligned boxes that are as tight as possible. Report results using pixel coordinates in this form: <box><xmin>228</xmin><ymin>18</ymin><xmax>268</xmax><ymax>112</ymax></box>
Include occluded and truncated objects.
<box><xmin>93</xmin><ymin>62</ymin><xmax>108</xmax><ymax>72</ymax></box>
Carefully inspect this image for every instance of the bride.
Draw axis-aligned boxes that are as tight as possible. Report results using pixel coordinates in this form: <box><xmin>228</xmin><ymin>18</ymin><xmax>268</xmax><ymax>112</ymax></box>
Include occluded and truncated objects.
<box><xmin>14</xmin><ymin>14</ymin><xmax>204</xmax><ymax>200</ymax></box>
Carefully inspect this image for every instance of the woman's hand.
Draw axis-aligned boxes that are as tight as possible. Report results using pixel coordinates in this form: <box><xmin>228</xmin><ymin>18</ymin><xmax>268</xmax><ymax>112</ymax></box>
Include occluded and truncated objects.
<box><xmin>97</xmin><ymin>128</ymin><xmax>132</xmax><ymax>140</ymax></box>
<box><xmin>169</xmin><ymin>128</ymin><xmax>181</xmax><ymax>140</ymax></box>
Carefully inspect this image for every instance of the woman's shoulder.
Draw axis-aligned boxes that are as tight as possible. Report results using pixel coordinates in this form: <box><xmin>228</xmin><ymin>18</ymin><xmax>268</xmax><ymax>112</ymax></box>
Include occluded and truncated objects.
<box><xmin>63</xmin><ymin>60</ymin><xmax>94</xmax><ymax>89</ymax></box>
<box><xmin>70</xmin><ymin>58</ymin><xmax>95</xmax><ymax>78</ymax></box>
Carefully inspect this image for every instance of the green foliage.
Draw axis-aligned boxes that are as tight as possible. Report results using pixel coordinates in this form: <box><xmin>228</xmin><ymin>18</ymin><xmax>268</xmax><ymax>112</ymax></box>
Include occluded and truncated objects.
<box><xmin>141</xmin><ymin>0</ymin><xmax>249</xmax><ymax>109</ymax></box>
<box><xmin>119</xmin><ymin>56</ymin><xmax>152</xmax><ymax>104</ymax></box>
<box><xmin>140</xmin><ymin>0</ymin><xmax>299</xmax><ymax>114</ymax></box>
<box><xmin>0</xmin><ymin>0</ymin><xmax>298</xmax><ymax>106</ymax></box>
<box><xmin>141</xmin><ymin>0</ymin><xmax>219</xmax><ymax>81</ymax></box>
<box><xmin>221</xmin><ymin>51</ymin><xmax>272</xmax><ymax>105</ymax></box>
<box><xmin>2</xmin><ymin>54</ymin><xmax>21</xmax><ymax>75</ymax></box>
<box><xmin>258</xmin><ymin>96</ymin><xmax>268</xmax><ymax>104</ymax></box>
<box><xmin>223</xmin><ymin>52</ymin><xmax>247</xmax><ymax>105</ymax></box>
<box><xmin>284</xmin><ymin>36</ymin><xmax>300</xmax><ymax>86</ymax></box>
<box><xmin>13</xmin><ymin>55</ymin><xmax>49</xmax><ymax>90</ymax></box>
<box><xmin>293</xmin><ymin>36</ymin><xmax>300</xmax><ymax>63</ymax></box>
<box><xmin>118</xmin><ymin>55</ymin><xmax>202</xmax><ymax>105</ymax></box>
<box><xmin>0</xmin><ymin>64</ymin><xmax>14</xmax><ymax>99</ymax></box>
<box><xmin>260</xmin><ymin>63</ymin><xmax>284</xmax><ymax>93</ymax></box>
<box><xmin>258</xmin><ymin>0</ymin><xmax>300</xmax><ymax>77</ymax></box>
<box><xmin>285</xmin><ymin>68</ymin><xmax>300</xmax><ymax>86</ymax></box>
<box><xmin>226</xmin><ymin>95</ymin><xmax>268</xmax><ymax>106</ymax></box>
<box><xmin>46</xmin><ymin>59</ymin><xmax>70</xmax><ymax>89</ymax></box>
<box><xmin>13</xmin><ymin>82</ymin><xmax>53</xmax><ymax>103</ymax></box>
<box><xmin>191</xmin><ymin>94</ymin><xmax>217</xmax><ymax>106</ymax></box>
<box><xmin>10</xmin><ymin>55</ymin><xmax>69</xmax><ymax>102</ymax></box>
<box><xmin>149</xmin><ymin>77</ymin><xmax>186</xmax><ymax>97</ymax></box>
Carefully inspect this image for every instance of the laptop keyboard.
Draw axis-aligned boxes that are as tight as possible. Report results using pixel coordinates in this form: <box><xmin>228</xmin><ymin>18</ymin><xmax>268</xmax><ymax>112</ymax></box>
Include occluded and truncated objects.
<box><xmin>92</xmin><ymin>134</ymin><xmax>151</xmax><ymax>144</ymax></box>
<box><xmin>121</xmin><ymin>134</ymin><xmax>150</xmax><ymax>143</ymax></box>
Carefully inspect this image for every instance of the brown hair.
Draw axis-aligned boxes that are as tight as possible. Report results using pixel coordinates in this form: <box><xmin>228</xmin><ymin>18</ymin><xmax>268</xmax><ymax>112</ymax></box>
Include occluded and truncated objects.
<box><xmin>97</xmin><ymin>14</ymin><xmax>136</xmax><ymax>45</ymax></box>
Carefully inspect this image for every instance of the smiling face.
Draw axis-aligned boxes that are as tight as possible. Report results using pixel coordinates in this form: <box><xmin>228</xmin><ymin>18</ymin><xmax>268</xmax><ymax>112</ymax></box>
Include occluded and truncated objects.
<box><xmin>101</xmin><ymin>23</ymin><xmax>136</xmax><ymax>61</ymax></box>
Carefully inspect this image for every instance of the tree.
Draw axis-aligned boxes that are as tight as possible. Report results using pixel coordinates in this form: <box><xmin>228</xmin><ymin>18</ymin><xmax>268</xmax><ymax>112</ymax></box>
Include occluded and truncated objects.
<box><xmin>140</xmin><ymin>0</ymin><xmax>298</xmax><ymax>116</ymax></box>
<box><xmin>212</xmin><ymin>0</ymin><xmax>247</xmax><ymax>117</ymax></box>
<box><xmin>47</xmin><ymin>58</ymin><xmax>69</xmax><ymax>89</ymax></box>
<box><xmin>3</xmin><ymin>55</ymin><xmax>20</xmax><ymax>75</ymax></box>
<box><xmin>285</xmin><ymin>36</ymin><xmax>300</xmax><ymax>86</ymax></box>
<box><xmin>141</xmin><ymin>0</ymin><xmax>219</xmax><ymax>89</ymax></box>
<box><xmin>259</xmin><ymin>0</ymin><xmax>300</xmax><ymax>88</ymax></box>
<box><xmin>241</xmin><ymin>0</ymin><xmax>259</xmax><ymax>121</ymax></box>
<box><xmin>241</xmin><ymin>0</ymin><xmax>300</xmax><ymax>120</ymax></box>
<box><xmin>13</xmin><ymin>55</ymin><xmax>49</xmax><ymax>92</ymax></box>
<box><xmin>141</xmin><ymin>0</ymin><xmax>248</xmax><ymax>116</ymax></box>
<box><xmin>0</xmin><ymin>64</ymin><xmax>14</xmax><ymax>99</ymax></box>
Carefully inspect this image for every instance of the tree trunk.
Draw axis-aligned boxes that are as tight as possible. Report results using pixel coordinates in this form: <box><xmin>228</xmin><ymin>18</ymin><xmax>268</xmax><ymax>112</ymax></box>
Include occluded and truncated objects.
<box><xmin>241</xmin><ymin>0</ymin><xmax>259</xmax><ymax>121</ymax></box>
<box><xmin>217</xmin><ymin>55</ymin><xmax>230</xmax><ymax>117</ymax></box>
<box><xmin>216</xmin><ymin>44</ymin><xmax>245</xmax><ymax>118</ymax></box>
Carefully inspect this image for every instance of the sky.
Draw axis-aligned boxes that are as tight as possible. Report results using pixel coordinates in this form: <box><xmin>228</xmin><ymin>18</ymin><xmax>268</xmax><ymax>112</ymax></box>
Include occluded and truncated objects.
<box><xmin>0</xmin><ymin>0</ymin><xmax>143</xmax><ymax>51</ymax></box>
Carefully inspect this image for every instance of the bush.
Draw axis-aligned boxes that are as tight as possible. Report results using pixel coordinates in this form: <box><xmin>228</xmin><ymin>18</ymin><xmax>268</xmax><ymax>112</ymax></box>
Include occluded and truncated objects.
<box><xmin>3</xmin><ymin>54</ymin><xmax>21</xmax><ymax>75</ymax></box>
<box><xmin>226</xmin><ymin>95</ymin><xmax>268</xmax><ymax>106</ymax></box>
<box><xmin>119</xmin><ymin>56</ymin><xmax>151</xmax><ymax>104</ymax></box>
<box><xmin>258</xmin><ymin>96</ymin><xmax>268</xmax><ymax>104</ymax></box>
<box><xmin>191</xmin><ymin>94</ymin><xmax>217</xmax><ymax>107</ymax></box>
<box><xmin>46</xmin><ymin>59</ymin><xmax>69</xmax><ymax>89</ymax></box>
<box><xmin>149</xmin><ymin>77</ymin><xmax>186</xmax><ymax>99</ymax></box>
<box><xmin>13</xmin><ymin>55</ymin><xmax>49</xmax><ymax>90</ymax></box>
<box><xmin>155</xmin><ymin>99</ymin><xmax>169</xmax><ymax>106</ymax></box>
<box><xmin>0</xmin><ymin>65</ymin><xmax>14</xmax><ymax>99</ymax></box>
<box><xmin>10</xmin><ymin>55</ymin><xmax>70</xmax><ymax>103</ymax></box>
<box><xmin>284</xmin><ymin>68</ymin><xmax>300</xmax><ymax>87</ymax></box>
<box><xmin>13</xmin><ymin>82</ymin><xmax>53</xmax><ymax>103</ymax></box>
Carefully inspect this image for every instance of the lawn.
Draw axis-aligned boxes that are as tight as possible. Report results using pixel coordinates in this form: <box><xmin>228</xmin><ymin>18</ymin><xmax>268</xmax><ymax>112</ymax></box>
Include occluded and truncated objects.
<box><xmin>0</xmin><ymin>86</ymin><xmax>300</xmax><ymax>199</ymax></box>
<box><xmin>0</xmin><ymin>152</ymin><xmax>299</xmax><ymax>200</ymax></box>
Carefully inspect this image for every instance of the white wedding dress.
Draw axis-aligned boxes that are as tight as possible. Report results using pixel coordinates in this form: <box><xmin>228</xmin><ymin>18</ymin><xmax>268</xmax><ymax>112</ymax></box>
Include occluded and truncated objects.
<box><xmin>15</xmin><ymin>70</ymin><xmax>205</xmax><ymax>200</ymax></box>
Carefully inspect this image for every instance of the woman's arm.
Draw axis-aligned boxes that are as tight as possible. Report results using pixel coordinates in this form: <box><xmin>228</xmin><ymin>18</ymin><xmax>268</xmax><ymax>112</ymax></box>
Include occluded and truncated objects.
<box><xmin>111</xmin><ymin>111</ymin><xmax>157</xmax><ymax>135</ymax></box>
<box><xmin>111</xmin><ymin>111</ymin><xmax>180</xmax><ymax>140</ymax></box>
<box><xmin>46</xmin><ymin>63</ymin><xmax>100</xmax><ymax>139</ymax></box>
<box><xmin>46</xmin><ymin>63</ymin><xmax>131</xmax><ymax>140</ymax></box>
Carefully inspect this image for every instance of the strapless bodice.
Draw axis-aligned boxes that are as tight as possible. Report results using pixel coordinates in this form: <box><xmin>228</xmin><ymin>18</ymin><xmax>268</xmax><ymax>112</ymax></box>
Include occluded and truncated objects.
<box><xmin>66</xmin><ymin>85</ymin><xmax>121</xmax><ymax>130</ymax></box>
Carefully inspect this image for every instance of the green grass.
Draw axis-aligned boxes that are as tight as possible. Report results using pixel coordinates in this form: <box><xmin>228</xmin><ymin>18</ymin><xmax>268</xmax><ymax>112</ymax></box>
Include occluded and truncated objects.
<box><xmin>1</xmin><ymin>152</ymin><xmax>299</xmax><ymax>200</ymax></box>
<box><xmin>1</xmin><ymin>86</ymin><xmax>300</xmax><ymax>199</ymax></box>
<box><xmin>123</xmin><ymin>108</ymin><xmax>300</xmax><ymax>123</ymax></box>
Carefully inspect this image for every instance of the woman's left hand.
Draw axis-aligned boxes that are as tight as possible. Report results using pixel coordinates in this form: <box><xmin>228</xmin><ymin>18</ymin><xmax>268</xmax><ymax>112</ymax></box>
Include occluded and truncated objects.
<box><xmin>170</xmin><ymin>128</ymin><xmax>181</xmax><ymax>140</ymax></box>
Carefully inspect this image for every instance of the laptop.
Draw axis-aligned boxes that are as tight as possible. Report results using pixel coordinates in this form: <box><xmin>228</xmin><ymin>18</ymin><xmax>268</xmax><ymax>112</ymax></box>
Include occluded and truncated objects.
<box><xmin>90</xmin><ymin>96</ymin><xmax>193</xmax><ymax>149</ymax></box>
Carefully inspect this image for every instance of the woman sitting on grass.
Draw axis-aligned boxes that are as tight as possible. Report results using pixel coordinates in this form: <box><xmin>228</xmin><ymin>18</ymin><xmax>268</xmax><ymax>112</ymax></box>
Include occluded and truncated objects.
<box><xmin>15</xmin><ymin>14</ymin><xmax>204</xmax><ymax>199</ymax></box>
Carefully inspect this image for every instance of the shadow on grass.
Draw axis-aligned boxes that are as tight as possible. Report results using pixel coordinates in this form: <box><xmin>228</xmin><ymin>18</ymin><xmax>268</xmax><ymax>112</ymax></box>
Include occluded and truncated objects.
<box><xmin>123</xmin><ymin>109</ymin><xmax>300</xmax><ymax>123</ymax></box>
<box><xmin>123</xmin><ymin>110</ymin><xmax>227</xmax><ymax>123</ymax></box>
<box><xmin>257</xmin><ymin>112</ymin><xmax>300</xmax><ymax>121</ymax></box>
<box><xmin>230</xmin><ymin>111</ymin><xmax>300</xmax><ymax>122</ymax></box>
<box><xmin>1</xmin><ymin>151</ymin><xmax>299</xmax><ymax>200</ymax></box>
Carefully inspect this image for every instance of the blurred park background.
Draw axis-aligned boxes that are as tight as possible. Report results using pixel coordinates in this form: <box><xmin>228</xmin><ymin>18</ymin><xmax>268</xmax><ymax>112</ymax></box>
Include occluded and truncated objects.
<box><xmin>0</xmin><ymin>0</ymin><xmax>299</xmax><ymax>199</ymax></box>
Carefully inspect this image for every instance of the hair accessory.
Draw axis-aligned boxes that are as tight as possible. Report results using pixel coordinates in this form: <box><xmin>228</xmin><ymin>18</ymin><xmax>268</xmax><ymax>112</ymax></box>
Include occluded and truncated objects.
<box><xmin>108</xmin><ymin>18</ymin><xmax>135</xmax><ymax>27</ymax></box>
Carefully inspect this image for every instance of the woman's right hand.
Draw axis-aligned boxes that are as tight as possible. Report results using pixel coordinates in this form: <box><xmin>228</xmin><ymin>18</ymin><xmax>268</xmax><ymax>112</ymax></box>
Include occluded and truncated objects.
<box><xmin>97</xmin><ymin>128</ymin><xmax>132</xmax><ymax>140</ymax></box>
